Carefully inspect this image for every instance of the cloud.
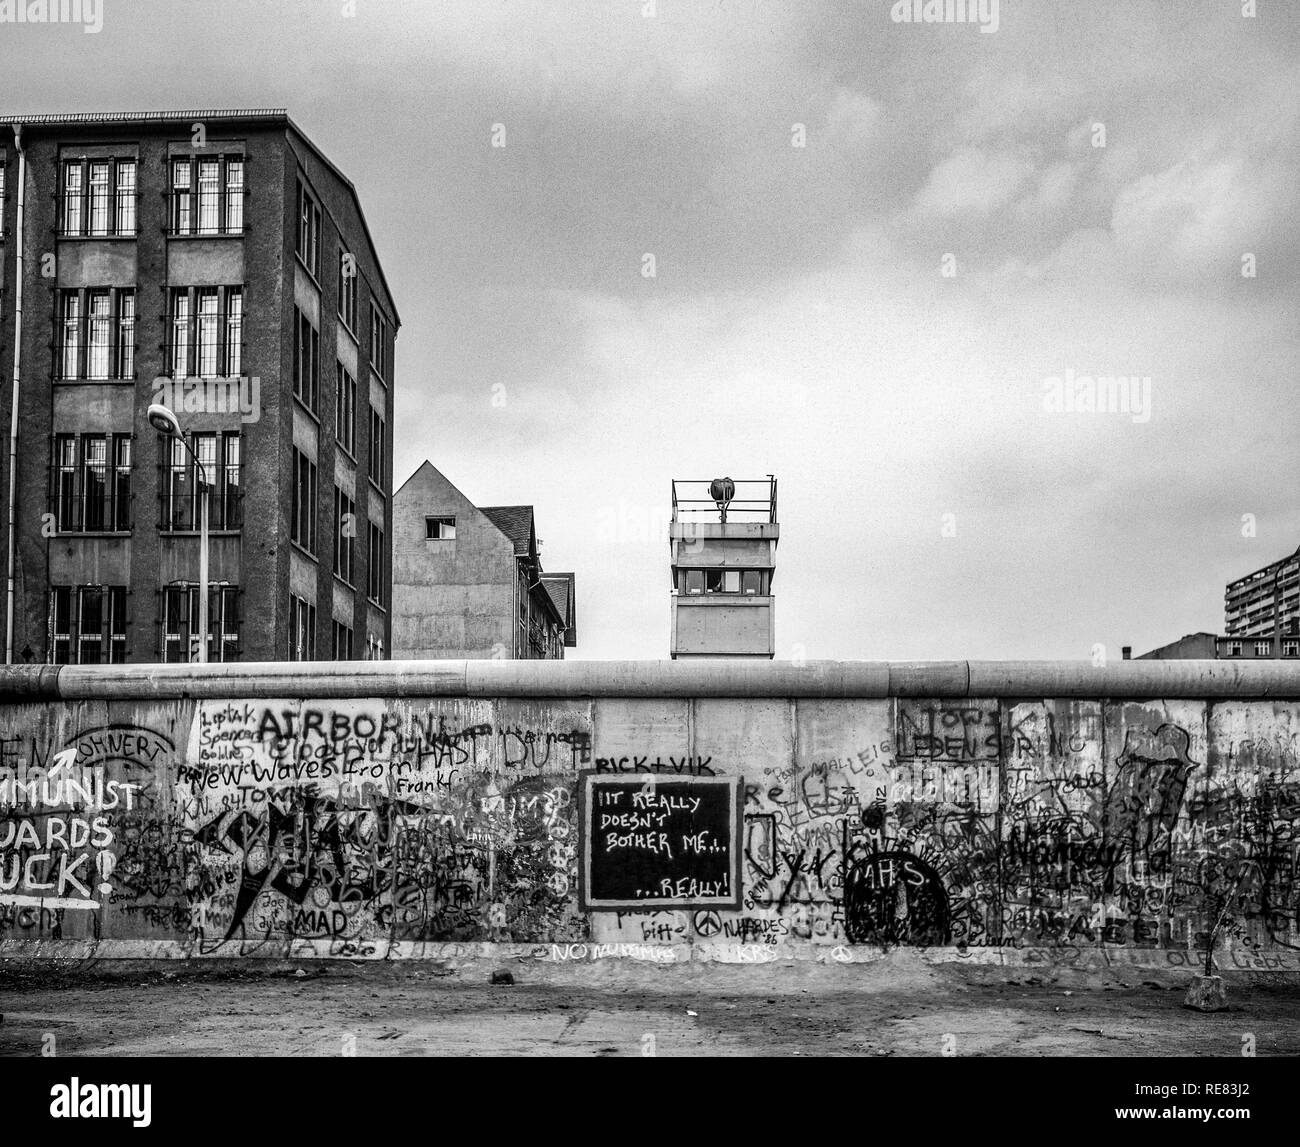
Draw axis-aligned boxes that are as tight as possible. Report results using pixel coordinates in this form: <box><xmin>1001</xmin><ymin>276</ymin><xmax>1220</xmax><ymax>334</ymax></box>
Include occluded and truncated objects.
<box><xmin>823</xmin><ymin>87</ymin><xmax>882</xmax><ymax>151</ymax></box>
<box><xmin>913</xmin><ymin>147</ymin><xmax>1035</xmax><ymax>217</ymax></box>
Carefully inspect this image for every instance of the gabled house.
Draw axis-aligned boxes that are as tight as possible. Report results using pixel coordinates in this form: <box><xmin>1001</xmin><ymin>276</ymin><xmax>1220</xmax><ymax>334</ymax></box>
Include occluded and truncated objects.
<box><xmin>391</xmin><ymin>461</ymin><xmax>575</xmax><ymax>659</ymax></box>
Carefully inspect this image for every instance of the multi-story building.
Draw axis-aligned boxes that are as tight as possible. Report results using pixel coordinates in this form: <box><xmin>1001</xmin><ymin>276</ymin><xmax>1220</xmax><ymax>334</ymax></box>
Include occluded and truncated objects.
<box><xmin>1225</xmin><ymin>547</ymin><xmax>1300</xmax><ymax>639</ymax></box>
<box><xmin>668</xmin><ymin>476</ymin><xmax>778</xmax><ymax>658</ymax></box>
<box><xmin>0</xmin><ymin>110</ymin><xmax>398</xmax><ymax>664</ymax></box>
<box><xmin>1133</xmin><ymin>632</ymin><xmax>1300</xmax><ymax>661</ymax></box>
<box><xmin>392</xmin><ymin>461</ymin><xmax>575</xmax><ymax>660</ymax></box>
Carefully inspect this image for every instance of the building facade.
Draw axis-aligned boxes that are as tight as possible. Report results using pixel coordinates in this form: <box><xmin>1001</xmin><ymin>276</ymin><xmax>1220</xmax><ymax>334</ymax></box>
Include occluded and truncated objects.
<box><xmin>0</xmin><ymin>110</ymin><xmax>398</xmax><ymax>664</ymax></box>
<box><xmin>1225</xmin><ymin>547</ymin><xmax>1300</xmax><ymax>639</ymax></box>
<box><xmin>1135</xmin><ymin>633</ymin><xmax>1300</xmax><ymax>661</ymax></box>
<box><xmin>392</xmin><ymin>461</ymin><xmax>575</xmax><ymax>660</ymax></box>
<box><xmin>669</xmin><ymin>476</ymin><xmax>778</xmax><ymax>658</ymax></box>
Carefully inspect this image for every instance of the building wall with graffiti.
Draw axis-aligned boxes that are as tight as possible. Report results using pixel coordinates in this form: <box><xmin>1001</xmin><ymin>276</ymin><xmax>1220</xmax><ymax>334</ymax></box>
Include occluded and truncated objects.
<box><xmin>1</xmin><ymin>689</ymin><xmax>1297</xmax><ymax>967</ymax></box>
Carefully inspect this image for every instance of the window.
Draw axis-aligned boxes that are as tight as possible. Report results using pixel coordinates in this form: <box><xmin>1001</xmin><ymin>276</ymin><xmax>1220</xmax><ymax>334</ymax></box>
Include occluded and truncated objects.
<box><xmin>225</xmin><ymin>159</ymin><xmax>244</xmax><ymax>233</ymax></box>
<box><xmin>1225</xmin><ymin>642</ymin><xmax>1242</xmax><ymax>657</ymax></box>
<box><xmin>163</xmin><ymin>584</ymin><xmax>240</xmax><ymax>663</ymax></box>
<box><xmin>296</xmin><ymin>179</ymin><xmax>320</xmax><ymax>276</ymax></box>
<box><xmin>289</xmin><ymin>593</ymin><xmax>316</xmax><ymax>660</ymax></box>
<box><xmin>294</xmin><ymin>306</ymin><xmax>319</xmax><ymax>410</ymax></box>
<box><xmin>1284</xmin><ymin>641</ymin><xmax>1299</xmax><ymax>658</ymax></box>
<box><xmin>335</xmin><ymin>362</ymin><xmax>356</xmax><ymax>455</ymax></box>
<box><xmin>338</xmin><ymin>248</ymin><xmax>357</xmax><ymax>332</ymax></box>
<box><xmin>168</xmin><ymin>287</ymin><xmax>243</xmax><ymax>378</ymax></box>
<box><xmin>160</xmin><ymin>432</ymin><xmax>241</xmax><ymax>531</ymax></box>
<box><xmin>225</xmin><ymin>290</ymin><xmax>243</xmax><ymax>376</ymax></box>
<box><xmin>60</xmin><ymin>157</ymin><xmax>136</xmax><ymax>237</ymax></box>
<box><xmin>50</xmin><ymin>433</ymin><xmax>132</xmax><ymax>532</ymax></box>
<box><xmin>291</xmin><ymin>447</ymin><xmax>318</xmax><ymax>554</ymax></box>
<box><xmin>49</xmin><ymin>585</ymin><xmax>127</xmax><ymax>664</ymax></box>
<box><xmin>334</xmin><ymin>487</ymin><xmax>355</xmax><ymax>584</ymax></box>
<box><xmin>56</xmin><ymin>288</ymin><xmax>135</xmax><ymax>380</ymax></box>
<box><xmin>684</xmin><ymin>570</ymin><xmax>704</xmax><ymax>595</ymax></box>
<box><xmin>332</xmin><ymin>621</ymin><xmax>354</xmax><ymax>661</ymax></box>
<box><xmin>59</xmin><ymin>291</ymin><xmax>81</xmax><ymax>379</ymax></box>
<box><xmin>367</xmin><ymin>522</ymin><xmax>385</xmax><ymax>606</ymax></box>
<box><xmin>197</xmin><ymin>158</ymin><xmax>220</xmax><ymax>234</ymax></box>
<box><xmin>425</xmin><ymin>516</ymin><xmax>455</xmax><ymax>540</ymax></box>
<box><xmin>88</xmin><ymin>161</ymin><xmax>110</xmax><ymax>236</ymax></box>
<box><xmin>115</xmin><ymin>160</ymin><xmax>136</xmax><ymax>236</ymax></box>
<box><xmin>742</xmin><ymin>570</ymin><xmax>763</xmax><ymax>595</ymax></box>
<box><xmin>365</xmin><ymin>633</ymin><xmax>384</xmax><ymax>661</ymax></box>
<box><xmin>368</xmin><ymin>406</ymin><xmax>385</xmax><ymax>488</ymax></box>
<box><xmin>197</xmin><ymin>289</ymin><xmax>219</xmax><ymax>376</ymax></box>
<box><xmin>86</xmin><ymin>291</ymin><xmax>111</xmax><ymax>378</ymax></box>
<box><xmin>116</xmin><ymin>291</ymin><xmax>135</xmax><ymax>379</ymax></box>
<box><xmin>63</xmin><ymin>162</ymin><xmax>83</xmax><ymax>235</ymax></box>
<box><xmin>1255</xmin><ymin>641</ymin><xmax>1272</xmax><ymax>657</ymax></box>
<box><xmin>370</xmin><ymin>304</ymin><xmax>389</xmax><ymax>381</ymax></box>
<box><xmin>170</xmin><ymin>155</ymin><xmax>244</xmax><ymax>235</ymax></box>
<box><xmin>704</xmin><ymin>570</ymin><xmax>741</xmax><ymax>594</ymax></box>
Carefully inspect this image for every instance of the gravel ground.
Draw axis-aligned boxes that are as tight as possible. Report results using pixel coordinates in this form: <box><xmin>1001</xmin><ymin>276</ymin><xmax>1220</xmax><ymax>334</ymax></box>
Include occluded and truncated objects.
<box><xmin>1</xmin><ymin>953</ymin><xmax>1296</xmax><ymax>1057</ymax></box>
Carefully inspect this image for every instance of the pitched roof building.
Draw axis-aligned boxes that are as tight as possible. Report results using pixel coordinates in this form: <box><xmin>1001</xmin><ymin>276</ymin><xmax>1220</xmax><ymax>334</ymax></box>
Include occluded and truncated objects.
<box><xmin>391</xmin><ymin>462</ymin><xmax>575</xmax><ymax>659</ymax></box>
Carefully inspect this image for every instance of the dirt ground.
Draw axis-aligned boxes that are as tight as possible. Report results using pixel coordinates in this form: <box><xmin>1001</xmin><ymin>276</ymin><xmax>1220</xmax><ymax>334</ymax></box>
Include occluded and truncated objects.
<box><xmin>1</xmin><ymin>954</ymin><xmax>1297</xmax><ymax>1057</ymax></box>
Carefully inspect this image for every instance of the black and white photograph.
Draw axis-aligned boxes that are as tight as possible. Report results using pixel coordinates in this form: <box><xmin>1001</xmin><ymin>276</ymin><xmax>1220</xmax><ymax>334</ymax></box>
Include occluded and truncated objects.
<box><xmin>0</xmin><ymin>0</ymin><xmax>1296</xmax><ymax>1108</ymax></box>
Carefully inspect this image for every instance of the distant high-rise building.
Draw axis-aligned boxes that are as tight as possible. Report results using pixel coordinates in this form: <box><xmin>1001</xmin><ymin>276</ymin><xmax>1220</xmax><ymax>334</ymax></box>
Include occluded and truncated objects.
<box><xmin>668</xmin><ymin>476</ymin><xmax>778</xmax><ymax>658</ymax></box>
<box><xmin>0</xmin><ymin>110</ymin><xmax>400</xmax><ymax>664</ymax></box>
<box><xmin>391</xmin><ymin>461</ymin><xmax>575</xmax><ymax>660</ymax></box>
<box><xmin>1225</xmin><ymin>546</ymin><xmax>1300</xmax><ymax>638</ymax></box>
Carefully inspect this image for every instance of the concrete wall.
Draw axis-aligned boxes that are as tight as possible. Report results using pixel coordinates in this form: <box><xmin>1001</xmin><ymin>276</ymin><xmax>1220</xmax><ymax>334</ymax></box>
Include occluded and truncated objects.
<box><xmin>2</xmin><ymin>659</ymin><xmax>1298</xmax><ymax>970</ymax></box>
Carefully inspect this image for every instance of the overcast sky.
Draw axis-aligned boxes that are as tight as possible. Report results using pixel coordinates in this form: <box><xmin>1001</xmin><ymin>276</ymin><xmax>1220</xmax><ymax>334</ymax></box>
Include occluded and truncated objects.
<box><xmin>4</xmin><ymin>0</ymin><xmax>1298</xmax><ymax>660</ymax></box>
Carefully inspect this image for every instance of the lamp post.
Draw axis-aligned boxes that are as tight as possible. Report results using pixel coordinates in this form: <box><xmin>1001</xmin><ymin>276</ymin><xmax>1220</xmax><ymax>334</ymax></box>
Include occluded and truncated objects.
<box><xmin>147</xmin><ymin>403</ymin><xmax>209</xmax><ymax>664</ymax></box>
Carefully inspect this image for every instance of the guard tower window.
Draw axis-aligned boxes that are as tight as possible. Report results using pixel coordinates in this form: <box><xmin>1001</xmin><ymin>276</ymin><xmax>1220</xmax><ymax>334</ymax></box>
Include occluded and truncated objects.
<box><xmin>684</xmin><ymin>570</ymin><xmax>704</xmax><ymax>595</ymax></box>
<box><xmin>742</xmin><ymin>570</ymin><xmax>763</xmax><ymax>595</ymax></box>
<box><xmin>425</xmin><ymin>516</ymin><xmax>456</xmax><ymax>540</ymax></box>
<box><xmin>703</xmin><ymin>570</ymin><xmax>742</xmax><ymax>594</ymax></box>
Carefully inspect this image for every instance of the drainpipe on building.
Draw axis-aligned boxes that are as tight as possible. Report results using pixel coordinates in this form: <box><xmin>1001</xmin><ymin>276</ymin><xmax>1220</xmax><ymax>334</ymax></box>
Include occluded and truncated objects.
<box><xmin>5</xmin><ymin>123</ymin><xmax>25</xmax><ymax>665</ymax></box>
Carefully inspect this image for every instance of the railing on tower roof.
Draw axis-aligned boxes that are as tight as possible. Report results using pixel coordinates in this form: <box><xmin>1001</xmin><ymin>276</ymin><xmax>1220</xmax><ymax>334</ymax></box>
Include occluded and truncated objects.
<box><xmin>670</xmin><ymin>477</ymin><xmax>777</xmax><ymax>524</ymax></box>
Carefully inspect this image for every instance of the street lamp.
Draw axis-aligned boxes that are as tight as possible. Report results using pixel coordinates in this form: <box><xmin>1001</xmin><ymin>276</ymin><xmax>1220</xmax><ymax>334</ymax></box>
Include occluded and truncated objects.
<box><xmin>148</xmin><ymin>402</ymin><xmax>210</xmax><ymax>664</ymax></box>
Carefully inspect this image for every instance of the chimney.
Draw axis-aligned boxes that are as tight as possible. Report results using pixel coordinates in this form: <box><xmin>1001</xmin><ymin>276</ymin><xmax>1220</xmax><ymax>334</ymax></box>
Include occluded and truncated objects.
<box><xmin>1121</xmin><ymin>646</ymin><xmax>1132</xmax><ymax>660</ymax></box>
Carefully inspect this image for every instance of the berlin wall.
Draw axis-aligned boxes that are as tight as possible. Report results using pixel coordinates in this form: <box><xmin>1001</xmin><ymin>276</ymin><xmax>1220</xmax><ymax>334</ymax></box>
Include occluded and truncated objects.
<box><xmin>1</xmin><ymin>660</ymin><xmax>1298</xmax><ymax>971</ymax></box>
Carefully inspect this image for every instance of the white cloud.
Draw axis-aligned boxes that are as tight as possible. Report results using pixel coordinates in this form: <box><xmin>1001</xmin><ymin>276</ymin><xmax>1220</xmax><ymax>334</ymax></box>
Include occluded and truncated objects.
<box><xmin>913</xmin><ymin>147</ymin><xmax>1035</xmax><ymax>217</ymax></box>
<box><xmin>823</xmin><ymin>87</ymin><xmax>882</xmax><ymax>150</ymax></box>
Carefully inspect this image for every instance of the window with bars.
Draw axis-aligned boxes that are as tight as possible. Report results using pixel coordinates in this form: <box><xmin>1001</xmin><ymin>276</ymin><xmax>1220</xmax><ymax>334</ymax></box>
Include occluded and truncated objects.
<box><xmin>50</xmin><ymin>433</ymin><xmax>132</xmax><ymax>533</ymax></box>
<box><xmin>368</xmin><ymin>405</ymin><xmax>385</xmax><ymax>488</ymax></box>
<box><xmin>170</xmin><ymin>155</ymin><xmax>245</xmax><ymax>235</ymax></box>
<box><xmin>293</xmin><ymin>306</ymin><xmax>319</xmax><ymax>410</ymax></box>
<box><xmin>56</xmin><ymin>288</ymin><xmax>135</xmax><ymax>380</ymax></box>
<box><xmin>168</xmin><ymin>287</ymin><xmax>243</xmax><ymax>378</ymax></box>
<box><xmin>338</xmin><ymin>248</ymin><xmax>358</xmax><ymax>333</ymax></box>
<box><xmin>332</xmin><ymin>621</ymin><xmax>354</xmax><ymax>661</ymax></box>
<box><xmin>367</xmin><ymin>522</ymin><xmax>385</xmax><ymax>606</ymax></box>
<box><xmin>333</xmin><ymin>486</ymin><xmax>355</xmax><ymax>584</ymax></box>
<box><xmin>159</xmin><ymin>431</ymin><xmax>241</xmax><ymax>531</ymax></box>
<box><xmin>369</xmin><ymin>304</ymin><xmax>389</xmax><ymax>381</ymax></box>
<box><xmin>60</xmin><ymin>157</ymin><xmax>136</xmax><ymax>237</ymax></box>
<box><xmin>162</xmin><ymin>583</ymin><xmax>240</xmax><ymax>662</ymax></box>
<box><xmin>335</xmin><ymin>361</ymin><xmax>356</xmax><ymax>455</ymax></box>
<box><xmin>296</xmin><ymin>179</ymin><xmax>321</xmax><ymax>276</ymax></box>
<box><xmin>289</xmin><ymin>593</ymin><xmax>316</xmax><ymax>660</ymax></box>
<box><xmin>291</xmin><ymin>447</ymin><xmax>318</xmax><ymax>554</ymax></box>
<box><xmin>49</xmin><ymin>585</ymin><xmax>127</xmax><ymax>664</ymax></box>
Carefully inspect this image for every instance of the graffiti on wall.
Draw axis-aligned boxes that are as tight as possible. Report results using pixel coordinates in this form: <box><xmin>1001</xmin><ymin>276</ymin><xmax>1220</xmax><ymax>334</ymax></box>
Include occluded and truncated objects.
<box><xmin>0</xmin><ymin>725</ymin><xmax>163</xmax><ymax>919</ymax></box>
<box><xmin>0</xmin><ymin>691</ymin><xmax>1296</xmax><ymax>961</ymax></box>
